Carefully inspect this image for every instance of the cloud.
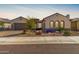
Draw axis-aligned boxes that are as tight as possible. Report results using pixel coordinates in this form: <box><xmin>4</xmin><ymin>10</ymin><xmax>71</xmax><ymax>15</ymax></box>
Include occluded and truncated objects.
<box><xmin>0</xmin><ymin>5</ymin><xmax>79</xmax><ymax>20</ymax></box>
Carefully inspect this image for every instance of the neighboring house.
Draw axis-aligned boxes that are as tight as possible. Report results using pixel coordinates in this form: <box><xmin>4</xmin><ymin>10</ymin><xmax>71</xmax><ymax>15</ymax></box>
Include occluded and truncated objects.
<box><xmin>71</xmin><ymin>18</ymin><xmax>79</xmax><ymax>31</ymax></box>
<box><xmin>0</xmin><ymin>18</ymin><xmax>11</xmax><ymax>30</ymax></box>
<box><xmin>11</xmin><ymin>16</ymin><xmax>27</xmax><ymax>30</ymax></box>
<box><xmin>42</xmin><ymin>13</ymin><xmax>71</xmax><ymax>31</ymax></box>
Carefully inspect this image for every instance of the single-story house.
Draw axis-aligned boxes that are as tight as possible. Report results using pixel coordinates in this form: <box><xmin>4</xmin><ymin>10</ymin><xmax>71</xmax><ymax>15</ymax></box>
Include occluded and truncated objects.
<box><xmin>36</xmin><ymin>13</ymin><xmax>79</xmax><ymax>31</ymax></box>
<box><xmin>39</xmin><ymin>13</ymin><xmax>71</xmax><ymax>31</ymax></box>
<box><xmin>0</xmin><ymin>13</ymin><xmax>79</xmax><ymax>31</ymax></box>
<box><xmin>10</xmin><ymin>13</ymin><xmax>79</xmax><ymax>31</ymax></box>
<box><xmin>0</xmin><ymin>18</ymin><xmax>11</xmax><ymax>30</ymax></box>
<box><xmin>11</xmin><ymin>16</ymin><xmax>27</xmax><ymax>30</ymax></box>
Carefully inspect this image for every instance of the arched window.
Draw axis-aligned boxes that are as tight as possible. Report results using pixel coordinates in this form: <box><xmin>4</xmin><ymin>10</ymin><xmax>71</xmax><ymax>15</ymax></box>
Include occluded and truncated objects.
<box><xmin>60</xmin><ymin>21</ymin><xmax>64</xmax><ymax>28</ymax></box>
<box><xmin>55</xmin><ymin>21</ymin><xmax>59</xmax><ymax>28</ymax></box>
<box><xmin>50</xmin><ymin>21</ymin><xmax>54</xmax><ymax>28</ymax></box>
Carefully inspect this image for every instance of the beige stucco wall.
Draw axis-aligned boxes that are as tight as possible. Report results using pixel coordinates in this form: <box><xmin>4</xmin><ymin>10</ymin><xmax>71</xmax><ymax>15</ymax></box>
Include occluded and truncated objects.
<box><xmin>43</xmin><ymin>13</ymin><xmax>71</xmax><ymax>29</ymax></box>
<box><xmin>4</xmin><ymin>23</ymin><xmax>12</xmax><ymax>28</ymax></box>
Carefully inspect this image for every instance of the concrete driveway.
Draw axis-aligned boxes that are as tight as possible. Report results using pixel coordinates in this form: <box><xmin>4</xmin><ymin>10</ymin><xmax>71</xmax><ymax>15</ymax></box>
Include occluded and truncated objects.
<box><xmin>0</xmin><ymin>30</ymin><xmax>22</xmax><ymax>37</ymax></box>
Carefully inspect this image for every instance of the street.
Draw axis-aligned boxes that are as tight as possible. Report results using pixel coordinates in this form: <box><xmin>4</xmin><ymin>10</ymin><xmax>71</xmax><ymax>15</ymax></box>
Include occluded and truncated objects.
<box><xmin>0</xmin><ymin>36</ymin><xmax>78</xmax><ymax>53</ymax></box>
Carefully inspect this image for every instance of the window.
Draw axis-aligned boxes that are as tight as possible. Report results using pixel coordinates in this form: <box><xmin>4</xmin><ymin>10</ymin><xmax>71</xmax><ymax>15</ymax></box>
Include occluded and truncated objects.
<box><xmin>55</xmin><ymin>21</ymin><xmax>59</xmax><ymax>28</ymax></box>
<box><xmin>60</xmin><ymin>21</ymin><xmax>64</xmax><ymax>28</ymax></box>
<box><xmin>50</xmin><ymin>21</ymin><xmax>54</xmax><ymax>28</ymax></box>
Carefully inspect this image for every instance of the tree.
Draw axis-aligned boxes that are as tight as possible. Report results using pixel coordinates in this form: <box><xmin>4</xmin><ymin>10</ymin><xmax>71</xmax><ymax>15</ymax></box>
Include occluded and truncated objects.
<box><xmin>22</xmin><ymin>17</ymin><xmax>38</xmax><ymax>34</ymax></box>
<box><xmin>26</xmin><ymin>17</ymin><xmax>37</xmax><ymax>30</ymax></box>
<box><xmin>0</xmin><ymin>22</ymin><xmax>4</xmax><ymax>27</ymax></box>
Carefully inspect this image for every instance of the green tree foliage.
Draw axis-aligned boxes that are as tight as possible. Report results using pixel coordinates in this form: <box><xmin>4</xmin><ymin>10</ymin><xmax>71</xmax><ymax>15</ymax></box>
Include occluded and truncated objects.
<box><xmin>26</xmin><ymin>17</ymin><xmax>37</xmax><ymax>30</ymax></box>
<box><xmin>0</xmin><ymin>22</ymin><xmax>4</xmax><ymax>27</ymax></box>
<box><xmin>63</xmin><ymin>30</ymin><xmax>71</xmax><ymax>36</ymax></box>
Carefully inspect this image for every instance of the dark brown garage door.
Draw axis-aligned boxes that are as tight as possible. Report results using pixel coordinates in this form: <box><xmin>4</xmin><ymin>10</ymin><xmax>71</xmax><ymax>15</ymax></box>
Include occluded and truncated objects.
<box><xmin>12</xmin><ymin>23</ymin><xmax>26</xmax><ymax>30</ymax></box>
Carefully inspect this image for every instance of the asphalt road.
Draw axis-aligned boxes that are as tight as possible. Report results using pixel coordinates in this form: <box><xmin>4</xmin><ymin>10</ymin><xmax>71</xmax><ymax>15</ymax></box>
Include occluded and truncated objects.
<box><xmin>0</xmin><ymin>44</ymin><xmax>79</xmax><ymax>54</ymax></box>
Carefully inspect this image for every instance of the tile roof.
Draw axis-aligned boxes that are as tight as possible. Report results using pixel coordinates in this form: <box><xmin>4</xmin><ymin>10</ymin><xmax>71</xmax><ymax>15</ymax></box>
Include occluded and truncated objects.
<box><xmin>11</xmin><ymin>16</ymin><xmax>28</xmax><ymax>23</ymax></box>
<box><xmin>0</xmin><ymin>18</ymin><xmax>11</xmax><ymax>23</ymax></box>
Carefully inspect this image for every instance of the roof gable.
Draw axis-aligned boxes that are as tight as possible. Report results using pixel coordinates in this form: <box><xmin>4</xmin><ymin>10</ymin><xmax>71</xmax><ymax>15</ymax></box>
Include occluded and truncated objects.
<box><xmin>11</xmin><ymin>16</ymin><xmax>27</xmax><ymax>23</ymax></box>
<box><xmin>0</xmin><ymin>18</ymin><xmax>11</xmax><ymax>23</ymax></box>
<box><xmin>71</xmin><ymin>18</ymin><xmax>79</xmax><ymax>22</ymax></box>
<box><xmin>43</xmin><ymin>13</ymin><xmax>66</xmax><ymax>20</ymax></box>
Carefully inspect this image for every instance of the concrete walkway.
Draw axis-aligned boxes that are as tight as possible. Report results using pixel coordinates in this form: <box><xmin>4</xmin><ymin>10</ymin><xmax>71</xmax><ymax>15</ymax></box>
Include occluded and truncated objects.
<box><xmin>0</xmin><ymin>36</ymin><xmax>79</xmax><ymax>45</ymax></box>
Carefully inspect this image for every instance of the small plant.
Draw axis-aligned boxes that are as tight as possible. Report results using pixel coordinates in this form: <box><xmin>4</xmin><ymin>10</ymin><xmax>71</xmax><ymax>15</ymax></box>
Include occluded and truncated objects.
<box><xmin>63</xmin><ymin>30</ymin><xmax>71</xmax><ymax>36</ymax></box>
<box><xmin>57</xmin><ymin>28</ymin><xmax>64</xmax><ymax>33</ymax></box>
<box><xmin>22</xmin><ymin>29</ymin><xmax>26</xmax><ymax>34</ymax></box>
<box><xmin>45</xmin><ymin>28</ymin><xmax>56</xmax><ymax>33</ymax></box>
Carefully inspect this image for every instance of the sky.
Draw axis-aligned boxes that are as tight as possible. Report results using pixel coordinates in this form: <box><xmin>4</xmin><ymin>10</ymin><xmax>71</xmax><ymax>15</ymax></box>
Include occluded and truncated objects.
<box><xmin>0</xmin><ymin>4</ymin><xmax>79</xmax><ymax>20</ymax></box>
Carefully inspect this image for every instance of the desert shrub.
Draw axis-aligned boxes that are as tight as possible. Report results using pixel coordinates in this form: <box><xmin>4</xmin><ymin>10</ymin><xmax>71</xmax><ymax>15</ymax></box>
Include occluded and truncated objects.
<box><xmin>63</xmin><ymin>30</ymin><xmax>71</xmax><ymax>36</ymax></box>
<box><xmin>57</xmin><ymin>28</ymin><xmax>64</xmax><ymax>33</ymax></box>
<box><xmin>22</xmin><ymin>29</ymin><xmax>26</xmax><ymax>34</ymax></box>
